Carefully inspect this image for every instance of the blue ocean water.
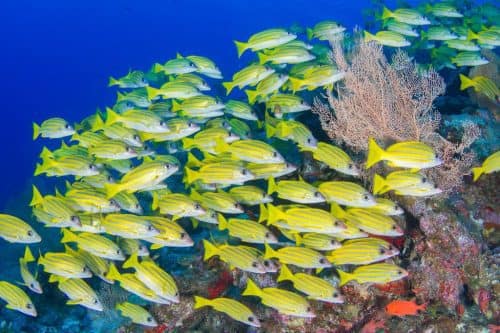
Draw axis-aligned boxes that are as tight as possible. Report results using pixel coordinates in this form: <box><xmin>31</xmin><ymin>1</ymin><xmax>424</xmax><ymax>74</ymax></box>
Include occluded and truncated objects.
<box><xmin>1</xmin><ymin>0</ymin><xmax>496</xmax><ymax>332</ymax></box>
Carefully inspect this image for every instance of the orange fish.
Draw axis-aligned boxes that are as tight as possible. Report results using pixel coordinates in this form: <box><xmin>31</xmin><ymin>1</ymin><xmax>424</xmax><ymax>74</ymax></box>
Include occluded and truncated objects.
<box><xmin>385</xmin><ymin>300</ymin><xmax>426</xmax><ymax>317</ymax></box>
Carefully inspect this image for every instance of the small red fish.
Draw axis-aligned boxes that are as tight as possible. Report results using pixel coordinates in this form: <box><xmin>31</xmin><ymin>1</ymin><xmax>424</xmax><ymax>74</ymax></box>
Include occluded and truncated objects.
<box><xmin>385</xmin><ymin>300</ymin><xmax>426</xmax><ymax>317</ymax></box>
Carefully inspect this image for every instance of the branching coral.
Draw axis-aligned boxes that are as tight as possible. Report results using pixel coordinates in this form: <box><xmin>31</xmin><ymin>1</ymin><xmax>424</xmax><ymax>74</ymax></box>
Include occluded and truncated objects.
<box><xmin>312</xmin><ymin>39</ymin><xmax>445</xmax><ymax>151</ymax></box>
<box><xmin>312</xmin><ymin>37</ymin><xmax>479</xmax><ymax>191</ymax></box>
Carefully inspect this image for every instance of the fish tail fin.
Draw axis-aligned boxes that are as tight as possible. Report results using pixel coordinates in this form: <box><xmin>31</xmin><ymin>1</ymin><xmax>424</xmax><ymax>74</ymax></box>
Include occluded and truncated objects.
<box><xmin>186</xmin><ymin>152</ymin><xmax>203</xmax><ymax>168</ymax></box>
<box><xmin>116</xmin><ymin>91</ymin><xmax>125</xmax><ymax>102</ymax></box>
<box><xmin>146</xmin><ymin>86</ymin><xmax>160</xmax><ymax>100</ymax></box>
<box><xmin>337</xmin><ymin>269</ymin><xmax>355</xmax><ymax>286</ymax></box>
<box><xmin>267</xmin><ymin>177</ymin><xmax>277</xmax><ymax>195</ymax></box>
<box><xmin>122</xmin><ymin>253</ymin><xmax>139</xmax><ymax>269</ymax></box>
<box><xmin>60</xmin><ymin>229</ymin><xmax>78</xmax><ymax>243</ymax></box>
<box><xmin>32</xmin><ymin>122</ymin><xmax>41</xmax><ymax>140</ymax></box>
<box><xmin>277</xmin><ymin>264</ymin><xmax>294</xmax><ymax>282</ymax></box>
<box><xmin>263</xmin><ymin>243</ymin><xmax>277</xmax><ymax>259</ymax></box>
<box><xmin>171</xmin><ymin>100</ymin><xmax>182</xmax><ymax>112</ymax></box>
<box><xmin>104</xmin><ymin>183</ymin><xmax>122</xmax><ymax>199</ymax></box>
<box><xmin>257</xmin><ymin>52</ymin><xmax>268</xmax><ymax>65</ymax></box>
<box><xmin>152</xmin><ymin>63</ymin><xmax>164</xmax><ymax>73</ymax></box>
<box><xmin>40</xmin><ymin>147</ymin><xmax>54</xmax><ymax>163</ymax></box>
<box><xmin>330</xmin><ymin>202</ymin><xmax>346</xmax><ymax>218</ymax></box>
<box><xmin>459</xmin><ymin>74</ymin><xmax>475</xmax><ymax>90</ymax></box>
<box><xmin>217</xmin><ymin>214</ymin><xmax>228</xmax><ymax>231</ymax></box>
<box><xmin>265</xmin><ymin>123</ymin><xmax>276</xmax><ymax>138</ymax></box>
<box><xmin>108</xmin><ymin>76</ymin><xmax>119</xmax><ymax>87</ymax></box>
<box><xmin>363</xmin><ymin>30</ymin><xmax>376</xmax><ymax>42</ymax></box>
<box><xmin>213</xmin><ymin>138</ymin><xmax>230</xmax><ymax>155</ymax></box>
<box><xmin>472</xmin><ymin>167</ymin><xmax>484</xmax><ymax>181</ymax></box>
<box><xmin>49</xmin><ymin>274</ymin><xmax>63</xmax><ymax>283</ymax></box>
<box><xmin>30</xmin><ymin>185</ymin><xmax>44</xmax><ymax>206</ymax></box>
<box><xmin>23</xmin><ymin>246</ymin><xmax>35</xmax><ymax>263</ymax></box>
<box><xmin>381</xmin><ymin>6</ymin><xmax>393</xmax><ymax>20</ymax></box>
<box><xmin>202</xmin><ymin>239</ymin><xmax>219</xmax><ymax>261</ymax></box>
<box><xmin>366</xmin><ymin>138</ymin><xmax>385</xmax><ymax>169</ymax></box>
<box><xmin>372</xmin><ymin>173</ymin><xmax>388</xmax><ymax>195</ymax></box>
<box><xmin>234</xmin><ymin>40</ymin><xmax>247</xmax><ymax>58</ymax></box>
<box><xmin>424</xmin><ymin>4</ymin><xmax>432</xmax><ymax>13</ymax></box>
<box><xmin>182</xmin><ymin>137</ymin><xmax>196</xmax><ymax>150</ymax></box>
<box><xmin>467</xmin><ymin>29</ymin><xmax>478</xmax><ymax>41</ymax></box>
<box><xmin>306</xmin><ymin>28</ymin><xmax>314</xmax><ymax>40</ymax></box>
<box><xmin>184</xmin><ymin>167</ymin><xmax>199</xmax><ymax>185</ymax></box>
<box><xmin>90</xmin><ymin>113</ymin><xmax>105</xmax><ymax>132</ymax></box>
<box><xmin>194</xmin><ymin>295</ymin><xmax>212</xmax><ymax>309</ymax></box>
<box><xmin>258</xmin><ymin>203</ymin><xmax>268</xmax><ymax>223</ymax></box>
<box><xmin>245</xmin><ymin>89</ymin><xmax>259</xmax><ymax>105</ymax></box>
<box><xmin>151</xmin><ymin>192</ymin><xmax>160</xmax><ymax>211</ymax></box>
<box><xmin>222</xmin><ymin>81</ymin><xmax>234</xmax><ymax>95</ymax></box>
<box><xmin>105</xmin><ymin>263</ymin><xmax>122</xmax><ymax>281</ymax></box>
<box><xmin>242</xmin><ymin>279</ymin><xmax>262</xmax><ymax>297</ymax></box>
<box><xmin>288</xmin><ymin>77</ymin><xmax>303</xmax><ymax>93</ymax></box>
<box><xmin>294</xmin><ymin>233</ymin><xmax>303</xmax><ymax>246</ymax></box>
<box><xmin>267</xmin><ymin>203</ymin><xmax>286</xmax><ymax>226</ymax></box>
<box><xmin>105</xmin><ymin>107</ymin><xmax>120</xmax><ymax>126</ymax></box>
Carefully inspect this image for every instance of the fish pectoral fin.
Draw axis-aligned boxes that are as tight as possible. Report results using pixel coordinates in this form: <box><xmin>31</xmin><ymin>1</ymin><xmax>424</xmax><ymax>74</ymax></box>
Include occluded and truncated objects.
<box><xmin>66</xmin><ymin>299</ymin><xmax>82</xmax><ymax>305</ymax></box>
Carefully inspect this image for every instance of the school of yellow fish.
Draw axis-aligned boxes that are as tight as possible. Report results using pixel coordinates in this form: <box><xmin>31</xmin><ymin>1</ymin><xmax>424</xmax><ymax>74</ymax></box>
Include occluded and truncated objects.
<box><xmin>1</xmin><ymin>14</ymin><xmax>499</xmax><ymax>328</ymax></box>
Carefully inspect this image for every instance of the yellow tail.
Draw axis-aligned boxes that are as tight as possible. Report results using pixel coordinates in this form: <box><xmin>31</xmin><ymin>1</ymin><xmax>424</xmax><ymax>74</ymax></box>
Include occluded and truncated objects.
<box><xmin>363</xmin><ymin>30</ymin><xmax>376</xmax><ymax>43</ymax></box>
<box><xmin>242</xmin><ymin>278</ymin><xmax>262</xmax><ymax>297</ymax></box>
<box><xmin>151</xmin><ymin>192</ymin><xmax>160</xmax><ymax>211</ymax></box>
<box><xmin>330</xmin><ymin>202</ymin><xmax>346</xmax><ymax>219</ymax></box>
<box><xmin>234</xmin><ymin>40</ymin><xmax>248</xmax><ymax>58</ymax></box>
<box><xmin>306</xmin><ymin>28</ymin><xmax>314</xmax><ymax>40</ymax></box>
<box><xmin>245</xmin><ymin>89</ymin><xmax>259</xmax><ymax>105</ymax></box>
<box><xmin>258</xmin><ymin>203</ymin><xmax>268</xmax><ymax>223</ymax></box>
<box><xmin>265</xmin><ymin>123</ymin><xmax>276</xmax><ymax>138</ymax></box>
<box><xmin>202</xmin><ymin>240</ymin><xmax>219</xmax><ymax>261</ymax></box>
<box><xmin>217</xmin><ymin>214</ymin><xmax>228</xmax><ymax>231</ymax></box>
<box><xmin>30</xmin><ymin>185</ymin><xmax>44</xmax><ymax>207</ymax></box>
<box><xmin>105</xmin><ymin>107</ymin><xmax>121</xmax><ymax>126</ymax></box>
<box><xmin>266</xmin><ymin>203</ymin><xmax>287</xmax><ymax>226</ymax></box>
<box><xmin>257</xmin><ymin>52</ymin><xmax>268</xmax><ymax>65</ymax></box>
<box><xmin>146</xmin><ymin>86</ymin><xmax>160</xmax><ymax>100</ymax></box>
<box><xmin>288</xmin><ymin>77</ymin><xmax>304</xmax><ymax>93</ymax></box>
<box><xmin>32</xmin><ymin>123</ymin><xmax>41</xmax><ymax>140</ymax></box>
<box><xmin>267</xmin><ymin>177</ymin><xmax>277</xmax><ymax>195</ymax></box>
<box><xmin>263</xmin><ymin>243</ymin><xmax>278</xmax><ymax>260</ymax></box>
<box><xmin>337</xmin><ymin>269</ymin><xmax>355</xmax><ymax>286</ymax></box>
<box><xmin>459</xmin><ymin>74</ymin><xmax>476</xmax><ymax>91</ymax></box>
<box><xmin>366</xmin><ymin>138</ymin><xmax>385</xmax><ymax>169</ymax></box>
<box><xmin>472</xmin><ymin>167</ymin><xmax>484</xmax><ymax>181</ymax></box>
<box><xmin>194</xmin><ymin>295</ymin><xmax>212</xmax><ymax>309</ymax></box>
<box><xmin>23</xmin><ymin>246</ymin><xmax>35</xmax><ymax>263</ymax></box>
<box><xmin>381</xmin><ymin>6</ymin><xmax>393</xmax><ymax>20</ymax></box>
<box><xmin>108</xmin><ymin>76</ymin><xmax>119</xmax><ymax>87</ymax></box>
<box><xmin>122</xmin><ymin>253</ymin><xmax>140</xmax><ymax>269</ymax></box>
<box><xmin>277</xmin><ymin>264</ymin><xmax>294</xmax><ymax>283</ymax></box>
<box><xmin>222</xmin><ymin>81</ymin><xmax>235</xmax><ymax>95</ymax></box>
<box><xmin>372</xmin><ymin>173</ymin><xmax>388</xmax><ymax>195</ymax></box>
<box><xmin>104</xmin><ymin>183</ymin><xmax>123</xmax><ymax>199</ymax></box>
<box><xmin>60</xmin><ymin>229</ymin><xmax>78</xmax><ymax>243</ymax></box>
<box><xmin>105</xmin><ymin>263</ymin><xmax>122</xmax><ymax>281</ymax></box>
<box><xmin>184</xmin><ymin>167</ymin><xmax>199</xmax><ymax>184</ymax></box>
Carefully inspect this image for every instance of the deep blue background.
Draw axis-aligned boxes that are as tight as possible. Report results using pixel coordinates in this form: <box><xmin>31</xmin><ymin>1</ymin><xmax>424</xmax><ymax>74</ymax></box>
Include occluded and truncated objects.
<box><xmin>0</xmin><ymin>0</ymin><xmax>413</xmax><ymax>210</ymax></box>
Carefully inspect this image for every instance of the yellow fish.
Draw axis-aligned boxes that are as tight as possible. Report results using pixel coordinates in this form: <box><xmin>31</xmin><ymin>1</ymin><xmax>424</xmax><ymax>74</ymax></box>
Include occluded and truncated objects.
<box><xmin>123</xmin><ymin>254</ymin><xmax>179</xmax><ymax>303</ymax></box>
<box><xmin>19</xmin><ymin>246</ymin><xmax>43</xmax><ymax>294</ymax></box>
<box><xmin>264</xmin><ymin>243</ymin><xmax>332</xmax><ymax>269</ymax></box>
<box><xmin>295</xmin><ymin>233</ymin><xmax>342</xmax><ymax>251</ymax></box>
<box><xmin>472</xmin><ymin>150</ymin><xmax>500</xmax><ymax>181</ymax></box>
<box><xmin>268</xmin><ymin>177</ymin><xmax>325</xmax><ymax>204</ymax></box>
<box><xmin>318</xmin><ymin>181</ymin><xmax>376</xmax><ymax>207</ymax></box>
<box><xmin>327</xmin><ymin>238</ymin><xmax>400</xmax><ymax>265</ymax></box>
<box><xmin>0</xmin><ymin>281</ymin><xmax>37</xmax><ymax>317</ymax></box>
<box><xmin>0</xmin><ymin>214</ymin><xmax>41</xmax><ymax>244</ymax></box>
<box><xmin>194</xmin><ymin>296</ymin><xmax>260</xmax><ymax>327</ymax></box>
<box><xmin>52</xmin><ymin>275</ymin><xmax>103</xmax><ymax>311</ymax></box>
<box><xmin>242</xmin><ymin>279</ymin><xmax>314</xmax><ymax>318</ymax></box>
<box><xmin>101</xmin><ymin>214</ymin><xmax>160</xmax><ymax>239</ymax></box>
<box><xmin>38</xmin><ymin>251</ymin><xmax>92</xmax><ymax>279</ymax></box>
<box><xmin>203</xmin><ymin>240</ymin><xmax>267</xmax><ymax>273</ymax></box>
<box><xmin>337</xmin><ymin>263</ymin><xmax>408</xmax><ymax>286</ymax></box>
<box><xmin>145</xmin><ymin>216</ymin><xmax>193</xmax><ymax>248</ymax></box>
<box><xmin>277</xmin><ymin>264</ymin><xmax>343</xmax><ymax>304</ymax></box>
<box><xmin>228</xmin><ymin>185</ymin><xmax>273</xmax><ymax>206</ymax></box>
<box><xmin>116</xmin><ymin>302</ymin><xmax>158</xmax><ymax>327</ymax></box>
<box><xmin>61</xmin><ymin>229</ymin><xmax>125</xmax><ymax>261</ymax></box>
<box><xmin>64</xmin><ymin>245</ymin><xmax>112</xmax><ymax>284</ymax></box>
<box><xmin>218</xmin><ymin>214</ymin><xmax>278</xmax><ymax>244</ymax></box>
<box><xmin>367</xmin><ymin>138</ymin><xmax>442</xmax><ymax>169</ymax></box>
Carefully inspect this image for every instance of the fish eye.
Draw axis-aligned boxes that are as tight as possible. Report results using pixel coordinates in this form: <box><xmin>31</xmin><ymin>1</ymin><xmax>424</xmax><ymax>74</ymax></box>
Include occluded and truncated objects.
<box><xmin>126</xmin><ymin>102</ymin><xmax>133</xmax><ymax>108</ymax></box>
<box><xmin>175</xmin><ymin>291</ymin><xmax>179</xmax><ymax>296</ymax></box>
<box><xmin>241</xmin><ymin>169</ymin><xmax>247</xmax><ymax>175</ymax></box>
<box><xmin>251</xmin><ymin>262</ymin><xmax>258</xmax><ymax>268</ymax></box>
<box><xmin>319</xmin><ymin>258</ymin><xmax>326</xmax><ymax>264</ymax></box>
<box><xmin>334</xmin><ymin>221</ymin><xmax>339</xmax><ymax>226</ymax></box>
<box><xmin>107</xmin><ymin>176</ymin><xmax>113</xmax><ymax>181</ymax></box>
<box><xmin>392</xmin><ymin>225</ymin><xmax>397</xmax><ymax>230</ymax></box>
<box><xmin>65</xmin><ymin>124</ymin><xmax>71</xmax><ymax>129</ymax></box>
<box><xmin>27</xmin><ymin>230</ymin><xmax>34</xmax><ymax>237</ymax></box>
<box><xmin>348</xmin><ymin>164</ymin><xmax>353</xmax><ymax>169</ymax></box>
<box><xmin>234</xmin><ymin>203</ymin><xmax>240</xmax><ymax>208</ymax></box>
<box><xmin>126</xmin><ymin>147</ymin><xmax>134</xmax><ymax>153</ymax></box>
<box><xmin>388</xmin><ymin>245</ymin><xmax>393</xmax><ymax>250</ymax></box>
<box><xmin>333</xmin><ymin>292</ymin><xmax>339</xmax><ymax>298</ymax></box>
<box><xmin>160</xmin><ymin>121</ymin><xmax>166</xmax><ymax>127</ymax></box>
<box><xmin>116</xmin><ymin>249</ymin><xmax>121</xmax><ymax>255</ymax></box>
<box><xmin>133</xmin><ymin>134</ymin><xmax>140</xmax><ymax>140</ymax></box>
<box><xmin>136</xmin><ymin>204</ymin><xmax>141</xmax><ymax>209</ymax></box>
<box><xmin>110</xmin><ymin>199</ymin><xmax>117</xmax><ymax>206</ymax></box>
<box><xmin>26</xmin><ymin>303</ymin><xmax>32</xmax><ymax>309</ymax></box>
<box><xmin>314</xmin><ymin>191</ymin><xmax>321</xmax><ymax>197</ymax></box>
<box><xmin>188</xmin><ymin>122</ymin><xmax>194</xmax><ymax>127</ymax></box>
<box><xmin>147</xmin><ymin>317</ymin><xmax>153</xmax><ymax>322</ymax></box>
<box><xmin>248</xmin><ymin>316</ymin><xmax>254</xmax><ymax>322</ymax></box>
<box><xmin>164</xmin><ymin>163</ymin><xmax>171</xmax><ymax>169</ymax></box>
<box><xmin>71</xmin><ymin>216</ymin><xmax>79</xmax><ymax>222</ymax></box>
<box><xmin>89</xmin><ymin>164</ymin><xmax>96</xmax><ymax>170</ymax></box>
<box><xmin>30</xmin><ymin>283</ymin><xmax>35</xmax><ymax>289</ymax></box>
<box><xmin>307</xmin><ymin>138</ymin><xmax>312</xmax><ymax>144</ymax></box>
<box><xmin>433</xmin><ymin>184</ymin><xmax>438</xmax><ymax>189</ymax></box>
<box><xmin>422</xmin><ymin>177</ymin><xmax>427</xmax><ymax>183</ymax></box>
<box><xmin>300</xmin><ymin>100</ymin><xmax>305</xmax><ymax>105</ymax></box>
<box><xmin>263</xmin><ymin>260</ymin><xmax>270</xmax><ymax>267</ymax></box>
<box><xmin>380</xmin><ymin>248</ymin><xmax>386</xmax><ymax>254</ymax></box>
<box><xmin>189</xmin><ymin>63</ymin><xmax>195</xmax><ymax>67</ymax></box>
<box><xmin>394</xmin><ymin>205</ymin><xmax>399</xmax><ymax>210</ymax></box>
<box><xmin>141</xmin><ymin>78</ymin><xmax>147</xmax><ymax>83</ymax></box>
<box><xmin>265</xmin><ymin>232</ymin><xmax>271</xmax><ymax>238</ymax></box>
<box><xmin>180</xmin><ymin>232</ymin><xmax>186</xmax><ymax>239</ymax></box>
<box><xmin>435</xmin><ymin>153</ymin><xmax>439</xmax><ymax>158</ymax></box>
<box><xmin>363</xmin><ymin>195</ymin><xmax>369</xmax><ymax>200</ymax></box>
<box><xmin>93</xmin><ymin>299</ymin><xmax>99</xmax><ymax>304</ymax></box>
<box><xmin>272</xmin><ymin>152</ymin><xmax>278</xmax><ymax>158</ymax></box>
<box><xmin>306</xmin><ymin>307</ymin><xmax>311</xmax><ymax>312</ymax></box>
<box><xmin>194</xmin><ymin>203</ymin><xmax>201</xmax><ymax>209</ymax></box>
<box><xmin>397</xmin><ymin>270</ymin><xmax>403</xmax><ymax>275</ymax></box>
